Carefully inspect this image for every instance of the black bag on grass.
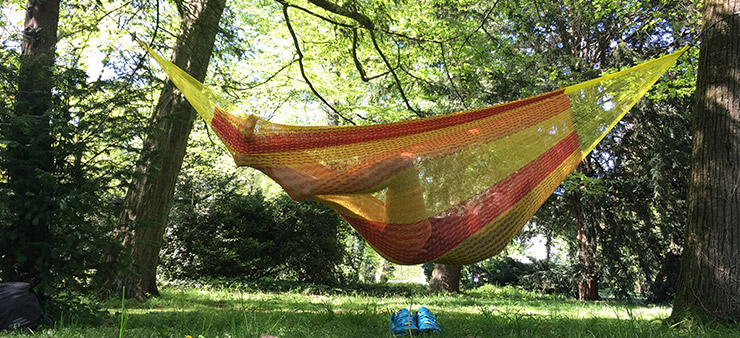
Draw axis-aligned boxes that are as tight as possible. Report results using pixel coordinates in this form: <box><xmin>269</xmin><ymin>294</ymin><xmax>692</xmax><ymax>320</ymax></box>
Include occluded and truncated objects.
<box><xmin>0</xmin><ymin>282</ymin><xmax>48</xmax><ymax>331</ymax></box>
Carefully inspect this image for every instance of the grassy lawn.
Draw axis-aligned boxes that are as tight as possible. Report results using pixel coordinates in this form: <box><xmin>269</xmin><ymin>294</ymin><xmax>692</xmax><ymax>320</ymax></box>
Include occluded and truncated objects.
<box><xmin>6</xmin><ymin>283</ymin><xmax>740</xmax><ymax>337</ymax></box>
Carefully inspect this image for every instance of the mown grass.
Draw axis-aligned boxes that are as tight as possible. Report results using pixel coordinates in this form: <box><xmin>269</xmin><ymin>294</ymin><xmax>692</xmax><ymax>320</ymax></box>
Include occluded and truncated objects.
<box><xmin>5</xmin><ymin>283</ymin><xmax>740</xmax><ymax>337</ymax></box>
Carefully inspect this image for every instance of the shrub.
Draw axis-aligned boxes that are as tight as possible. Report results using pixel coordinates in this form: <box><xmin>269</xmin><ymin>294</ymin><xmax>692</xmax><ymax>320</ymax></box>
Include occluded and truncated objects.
<box><xmin>519</xmin><ymin>264</ymin><xmax>578</xmax><ymax>298</ymax></box>
<box><xmin>0</xmin><ymin>55</ymin><xmax>128</xmax><ymax>324</ymax></box>
<box><xmin>462</xmin><ymin>257</ymin><xmax>578</xmax><ymax>298</ymax></box>
<box><xmin>161</xmin><ymin>190</ymin><xmax>347</xmax><ymax>284</ymax></box>
<box><xmin>463</xmin><ymin>257</ymin><xmax>537</xmax><ymax>288</ymax></box>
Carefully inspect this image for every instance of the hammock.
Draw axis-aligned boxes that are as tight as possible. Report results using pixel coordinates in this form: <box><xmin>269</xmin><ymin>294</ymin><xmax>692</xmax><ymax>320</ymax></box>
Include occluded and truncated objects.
<box><xmin>140</xmin><ymin>40</ymin><xmax>687</xmax><ymax>265</ymax></box>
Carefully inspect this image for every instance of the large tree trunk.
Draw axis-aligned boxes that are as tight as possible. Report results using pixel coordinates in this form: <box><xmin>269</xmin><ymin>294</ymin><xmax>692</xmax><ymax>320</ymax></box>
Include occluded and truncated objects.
<box><xmin>428</xmin><ymin>264</ymin><xmax>461</xmax><ymax>292</ymax></box>
<box><xmin>116</xmin><ymin>0</ymin><xmax>226</xmax><ymax>300</ymax></box>
<box><xmin>572</xmin><ymin>190</ymin><xmax>600</xmax><ymax>301</ymax></box>
<box><xmin>671</xmin><ymin>0</ymin><xmax>740</xmax><ymax>323</ymax></box>
<box><xmin>1</xmin><ymin>0</ymin><xmax>59</xmax><ymax>283</ymax></box>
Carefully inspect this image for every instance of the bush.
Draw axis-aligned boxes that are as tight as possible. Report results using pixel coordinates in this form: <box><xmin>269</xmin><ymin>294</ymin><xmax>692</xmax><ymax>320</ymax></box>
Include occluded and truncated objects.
<box><xmin>161</xmin><ymin>191</ymin><xmax>347</xmax><ymax>284</ymax></box>
<box><xmin>644</xmin><ymin>252</ymin><xmax>680</xmax><ymax>303</ymax></box>
<box><xmin>0</xmin><ymin>55</ymin><xmax>128</xmax><ymax>324</ymax></box>
<box><xmin>271</xmin><ymin>194</ymin><xmax>345</xmax><ymax>284</ymax></box>
<box><xmin>463</xmin><ymin>257</ymin><xmax>537</xmax><ymax>288</ymax></box>
<box><xmin>519</xmin><ymin>264</ymin><xmax>578</xmax><ymax>298</ymax></box>
<box><xmin>461</xmin><ymin>257</ymin><xmax>578</xmax><ymax>298</ymax></box>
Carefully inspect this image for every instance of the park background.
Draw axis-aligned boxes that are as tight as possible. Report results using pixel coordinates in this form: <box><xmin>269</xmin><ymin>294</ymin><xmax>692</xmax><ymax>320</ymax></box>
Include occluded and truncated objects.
<box><xmin>1</xmin><ymin>0</ymin><xmax>739</xmax><ymax>336</ymax></box>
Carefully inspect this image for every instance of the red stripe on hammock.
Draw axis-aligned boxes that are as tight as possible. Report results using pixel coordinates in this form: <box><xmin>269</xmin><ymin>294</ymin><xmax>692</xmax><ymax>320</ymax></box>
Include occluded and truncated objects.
<box><xmin>212</xmin><ymin>90</ymin><xmax>567</xmax><ymax>155</ymax></box>
<box><xmin>345</xmin><ymin>131</ymin><xmax>580</xmax><ymax>263</ymax></box>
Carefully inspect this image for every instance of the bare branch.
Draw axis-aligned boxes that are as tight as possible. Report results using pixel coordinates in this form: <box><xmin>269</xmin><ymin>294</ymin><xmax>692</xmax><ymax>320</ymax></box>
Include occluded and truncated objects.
<box><xmin>281</xmin><ymin>4</ymin><xmax>356</xmax><ymax>125</ymax></box>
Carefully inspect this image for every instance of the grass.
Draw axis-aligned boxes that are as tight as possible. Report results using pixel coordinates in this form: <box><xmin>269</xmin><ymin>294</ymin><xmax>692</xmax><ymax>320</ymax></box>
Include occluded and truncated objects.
<box><xmin>5</xmin><ymin>283</ymin><xmax>740</xmax><ymax>337</ymax></box>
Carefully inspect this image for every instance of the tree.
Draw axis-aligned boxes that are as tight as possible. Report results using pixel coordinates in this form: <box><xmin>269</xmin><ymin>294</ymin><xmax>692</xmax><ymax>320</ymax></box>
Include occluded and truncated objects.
<box><xmin>1</xmin><ymin>2</ymin><xmax>134</xmax><ymax>315</ymax></box>
<box><xmin>115</xmin><ymin>0</ymin><xmax>226</xmax><ymax>299</ymax></box>
<box><xmin>429</xmin><ymin>264</ymin><xmax>461</xmax><ymax>292</ymax></box>
<box><xmin>1</xmin><ymin>0</ymin><xmax>59</xmax><ymax>284</ymax></box>
<box><xmin>423</xmin><ymin>0</ymin><xmax>698</xmax><ymax>298</ymax></box>
<box><xmin>264</xmin><ymin>0</ymin><xmax>697</xmax><ymax>296</ymax></box>
<box><xmin>502</xmin><ymin>0</ymin><xmax>699</xmax><ymax>301</ymax></box>
<box><xmin>671</xmin><ymin>0</ymin><xmax>740</xmax><ymax>323</ymax></box>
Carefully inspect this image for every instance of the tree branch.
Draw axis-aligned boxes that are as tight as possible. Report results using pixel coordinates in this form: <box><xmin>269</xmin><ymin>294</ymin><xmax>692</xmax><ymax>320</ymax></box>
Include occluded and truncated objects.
<box><xmin>304</xmin><ymin>0</ymin><xmax>375</xmax><ymax>29</ymax></box>
<box><xmin>369</xmin><ymin>30</ymin><xmax>422</xmax><ymax>117</ymax></box>
<box><xmin>351</xmin><ymin>28</ymin><xmax>390</xmax><ymax>82</ymax></box>
<box><xmin>220</xmin><ymin>58</ymin><xmax>299</xmax><ymax>92</ymax></box>
<box><xmin>351</xmin><ymin>27</ymin><xmax>368</xmax><ymax>80</ymax></box>
<box><xmin>281</xmin><ymin>4</ymin><xmax>355</xmax><ymax>125</ymax></box>
<box><xmin>280</xmin><ymin>0</ymin><xmax>422</xmax><ymax>116</ymax></box>
<box><xmin>455</xmin><ymin>0</ymin><xmax>499</xmax><ymax>56</ymax></box>
<box><xmin>439</xmin><ymin>42</ymin><xmax>466</xmax><ymax>110</ymax></box>
<box><xmin>398</xmin><ymin>65</ymin><xmax>434</xmax><ymax>86</ymax></box>
<box><xmin>278</xmin><ymin>0</ymin><xmax>354</xmax><ymax>28</ymax></box>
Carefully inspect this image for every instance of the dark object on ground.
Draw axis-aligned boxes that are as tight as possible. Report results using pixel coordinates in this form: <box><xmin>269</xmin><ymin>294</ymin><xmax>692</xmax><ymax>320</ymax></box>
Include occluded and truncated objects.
<box><xmin>0</xmin><ymin>282</ymin><xmax>49</xmax><ymax>331</ymax></box>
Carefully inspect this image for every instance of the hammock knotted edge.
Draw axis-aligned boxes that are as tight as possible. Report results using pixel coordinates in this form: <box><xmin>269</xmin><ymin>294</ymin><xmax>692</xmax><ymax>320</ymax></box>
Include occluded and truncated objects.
<box><xmin>140</xmin><ymin>39</ymin><xmax>687</xmax><ymax>265</ymax></box>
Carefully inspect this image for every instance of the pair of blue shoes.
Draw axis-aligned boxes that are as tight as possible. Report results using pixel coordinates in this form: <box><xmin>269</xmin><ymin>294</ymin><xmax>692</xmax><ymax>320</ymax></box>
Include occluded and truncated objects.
<box><xmin>389</xmin><ymin>307</ymin><xmax>440</xmax><ymax>335</ymax></box>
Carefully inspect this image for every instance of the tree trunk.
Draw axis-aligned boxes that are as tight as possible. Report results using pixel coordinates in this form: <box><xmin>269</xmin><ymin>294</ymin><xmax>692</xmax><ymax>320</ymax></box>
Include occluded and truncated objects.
<box><xmin>671</xmin><ymin>0</ymin><xmax>740</xmax><ymax>323</ymax></box>
<box><xmin>573</xmin><ymin>190</ymin><xmax>600</xmax><ymax>301</ymax></box>
<box><xmin>1</xmin><ymin>0</ymin><xmax>59</xmax><ymax>283</ymax></box>
<box><xmin>545</xmin><ymin>232</ymin><xmax>552</xmax><ymax>264</ymax></box>
<box><xmin>428</xmin><ymin>264</ymin><xmax>461</xmax><ymax>292</ymax></box>
<box><xmin>115</xmin><ymin>0</ymin><xmax>226</xmax><ymax>300</ymax></box>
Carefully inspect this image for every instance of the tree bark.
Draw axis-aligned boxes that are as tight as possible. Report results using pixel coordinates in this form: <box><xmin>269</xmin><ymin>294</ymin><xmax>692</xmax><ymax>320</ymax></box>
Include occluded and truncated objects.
<box><xmin>1</xmin><ymin>0</ymin><xmax>59</xmax><ymax>283</ymax></box>
<box><xmin>572</xmin><ymin>189</ymin><xmax>600</xmax><ymax>301</ymax></box>
<box><xmin>428</xmin><ymin>264</ymin><xmax>461</xmax><ymax>292</ymax></box>
<box><xmin>116</xmin><ymin>0</ymin><xmax>226</xmax><ymax>300</ymax></box>
<box><xmin>671</xmin><ymin>0</ymin><xmax>740</xmax><ymax>323</ymax></box>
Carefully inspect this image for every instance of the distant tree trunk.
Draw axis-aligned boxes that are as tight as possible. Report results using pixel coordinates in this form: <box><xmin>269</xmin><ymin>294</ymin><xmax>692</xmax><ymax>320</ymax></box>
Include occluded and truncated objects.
<box><xmin>572</xmin><ymin>189</ymin><xmax>599</xmax><ymax>301</ymax></box>
<box><xmin>545</xmin><ymin>232</ymin><xmax>552</xmax><ymax>264</ymax></box>
<box><xmin>115</xmin><ymin>0</ymin><xmax>226</xmax><ymax>300</ymax></box>
<box><xmin>377</xmin><ymin>259</ymin><xmax>395</xmax><ymax>283</ymax></box>
<box><xmin>671</xmin><ymin>0</ymin><xmax>740</xmax><ymax>323</ymax></box>
<box><xmin>1</xmin><ymin>0</ymin><xmax>59</xmax><ymax>283</ymax></box>
<box><xmin>428</xmin><ymin>264</ymin><xmax>461</xmax><ymax>292</ymax></box>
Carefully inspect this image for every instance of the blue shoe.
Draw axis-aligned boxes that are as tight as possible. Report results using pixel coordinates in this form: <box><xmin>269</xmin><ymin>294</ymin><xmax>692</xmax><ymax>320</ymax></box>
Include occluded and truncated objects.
<box><xmin>389</xmin><ymin>308</ymin><xmax>419</xmax><ymax>335</ymax></box>
<box><xmin>415</xmin><ymin>307</ymin><xmax>440</xmax><ymax>333</ymax></box>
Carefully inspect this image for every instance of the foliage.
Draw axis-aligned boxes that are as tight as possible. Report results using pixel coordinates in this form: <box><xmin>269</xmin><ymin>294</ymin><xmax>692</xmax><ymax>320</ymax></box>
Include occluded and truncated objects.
<box><xmin>161</xmin><ymin>189</ymin><xmax>347</xmax><ymax>284</ymax></box>
<box><xmin>461</xmin><ymin>257</ymin><xmax>579</xmax><ymax>298</ymax></box>
<box><xmin>338</xmin><ymin>233</ymin><xmax>384</xmax><ymax>283</ymax></box>
<box><xmin>463</xmin><ymin>257</ymin><xmax>537</xmax><ymax>288</ymax></box>
<box><xmin>160</xmin><ymin>120</ymin><xmax>350</xmax><ymax>285</ymax></box>
<box><xmin>0</xmin><ymin>63</ymin><xmax>122</xmax><ymax>321</ymax></box>
<box><xmin>519</xmin><ymin>264</ymin><xmax>580</xmax><ymax>298</ymax></box>
<box><xmin>0</xmin><ymin>0</ymin><xmax>157</xmax><ymax>320</ymax></box>
<box><xmin>518</xmin><ymin>3</ymin><xmax>700</xmax><ymax>300</ymax></box>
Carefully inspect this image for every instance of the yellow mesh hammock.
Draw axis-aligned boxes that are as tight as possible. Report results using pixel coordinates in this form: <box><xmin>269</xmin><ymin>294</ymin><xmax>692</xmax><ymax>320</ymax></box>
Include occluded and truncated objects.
<box><xmin>141</xmin><ymin>40</ymin><xmax>686</xmax><ymax>265</ymax></box>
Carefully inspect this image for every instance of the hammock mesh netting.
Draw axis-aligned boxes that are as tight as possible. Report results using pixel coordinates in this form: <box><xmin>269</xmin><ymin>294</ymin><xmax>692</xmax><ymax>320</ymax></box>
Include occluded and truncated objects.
<box><xmin>141</xmin><ymin>40</ymin><xmax>686</xmax><ymax>265</ymax></box>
